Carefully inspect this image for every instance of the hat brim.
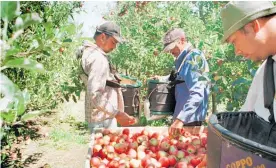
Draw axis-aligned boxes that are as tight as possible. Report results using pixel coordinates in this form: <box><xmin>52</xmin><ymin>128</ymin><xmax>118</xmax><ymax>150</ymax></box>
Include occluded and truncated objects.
<box><xmin>113</xmin><ymin>35</ymin><xmax>124</xmax><ymax>43</ymax></box>
<box><xmin>163</xmin><ymin>41</ymin><xmax>178</xmax><ymax>52</ymax></box>
<box><xmin>222</xmin><ymin>6</ymin><xmax>276</xmax><ymax>43</ymax></box>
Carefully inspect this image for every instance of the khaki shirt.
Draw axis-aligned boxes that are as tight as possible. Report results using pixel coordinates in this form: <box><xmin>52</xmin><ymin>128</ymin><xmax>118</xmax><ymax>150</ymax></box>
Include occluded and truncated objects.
<box><xmin>79</xmin><ymin>41</ymin><xmax>124</xmax><ymax>123</ymax></box>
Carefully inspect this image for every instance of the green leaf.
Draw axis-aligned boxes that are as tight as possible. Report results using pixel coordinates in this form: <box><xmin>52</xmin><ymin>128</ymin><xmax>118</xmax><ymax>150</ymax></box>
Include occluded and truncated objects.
<box><xmin>22</xmin><ymin>89</ymin><xmax>30</xmax><ymax>106</ymax></box>
<box><xmin>0</xmin><ymin>73</ymin><xmax>20</xmax><ymax>102</ymax></box>
<box><xmin>0</xmin><ymin>73</ymin><xmax>25</xmax><ymax>121</ymax></box>
<box><xmin>0</xmin><ymin>1</ymin><xmax>20</xmax><ymax>21</ymax></box>
<box><xmin>14</xmin><ymin>90</ymin><xmax>25</xmax><ymax>116</ymax></box>
<box><xmin>43</xmin><ymin>22</ymin><xmax>53</xmax><ymax>36</ymax></box>
<box><xmin>63</xmin><ymin>38</ymin><xmax>72</xmax><ymax>42</ymax></box>
<box><xmin>5</xmin><ymin>48</ymin><xmax>20</xmax><ymax>57</ymax></box>
<box><xmin>42</xmin><ymin>50</ymin><xmax>51</xmax><ymax>56</ymax></box>
<box><xmin>37</xmin><ymin>38</ymin><xmax>44</xmax><ymax>49</ymax></box>
<box><xmin>5</xmin><ymin>58</ymin><xmax>45</xmax><ymax>72</ymax></box>
<box><xmin>21</xmin><ymin>110</ymin><xmax>46</xmax><ymax>121</ymax></box>
<box><xmin>63</xmin><ymin>24</ymin><xmax>76</xmax><ymax>35</ymax></box>
<box><xmin>14</xmin><ymin>13</ymin><xmax>42</xmax><ymax>31</ymax></box>
<box><xmin>1</xmin><ymin>111</ymin><xmax>16</xmax><ymax>123</ymax></box>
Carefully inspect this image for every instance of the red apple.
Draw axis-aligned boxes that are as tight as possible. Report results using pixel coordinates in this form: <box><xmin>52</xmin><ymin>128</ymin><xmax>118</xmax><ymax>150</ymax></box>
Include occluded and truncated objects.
<box><xmin>149</xmin><ymin>138</ymin><xmax>159</xmax><ymax>146</ymax></box>
<box><xmin>175</xmin><ymin>161</ymin><xmax>188</xmax><ymax>168</ymax></box>
<box><xmin>90</xmin><ymin>157</ymin><xmax>101</xmax><ymax>167</ymax></box>
<box><xmin>158</xmin><ymin>157</ymin><xmax>170</xmax><ymax>167</ymax></box>
<box><xmin>176</xmin><ymin>150</ymin><xmax>185</xmax><ymax>159</ymax></box>
<box><xmin>114</xmin><ymin>143</ymin><xmax>128</xmax><ymax>154</ymax></box>
<box><xmin>137</xmin><ymin>151</ymin><xmax>146</xmax><ymax>160</ymax></box>
<box><xmin>129</xmin><ymin>141</ymin><xmax>138</xmax><ymax>149</ymax></box>
<box><xmin>191</xmin><ymin>137</ymin><xmax>201</xmax><ymax>146</ymax></box>
<box><xmin>141</xmin><ymin>157</ymin><xmax>152</xmax><ymax>167</ymax></box>
<box><xmin>122</xmin><ymin>128</ymin><xmax>130</xmax><ymax>136</ymax></box>
<box><xmin>170</xmin><ymin>139</ymin><xmax>178</xmax><ymax>145</ymax></box>
<box><xmin>190</xmin><ymin>156</ymin><xmax>202</xmax><ymax>167</ymax></box>
<box><xmin>160</xmin><ymin>141</ymin><xmax>170</xmax><ymax>151</ymax></box>
<box><xmin>156</xmin><ymin>151</ymin><xmax>167</xmax><ymax>160</ymax></box>
<box><xmin>187</xmin><ymin>144</ymin><xmax>196</xmax><ymax>154</ymax></box>
<box><xmin>128</xmin><ymin>148</ymin><xmax>137</xmax><ymax>159</ymax></box>
<box><xmin>169</xmin><ymin>145</ymin><xmax>178</xmax><ymax>155</ymax></box>
<box><xmin>168</xmin><ymin>155</ymin><xmax>177</xmax><ymax>166</ymax></box>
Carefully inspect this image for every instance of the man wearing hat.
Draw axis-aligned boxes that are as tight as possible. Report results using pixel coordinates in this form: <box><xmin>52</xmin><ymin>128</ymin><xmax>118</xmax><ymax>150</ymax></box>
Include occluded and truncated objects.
<box><xmin>221</xmin><ymin>1</ymin><xmax>276</xmax><ymax>123</ymax></box>
<box><xmin>77</xmin><ymin>21</ymin><xmax>136</xmax><ymax>132</ymax></box>
<box><xmin>161</xmin><ymin>28</ymin><xmax>210</xmax><ymax>136</ymax></box>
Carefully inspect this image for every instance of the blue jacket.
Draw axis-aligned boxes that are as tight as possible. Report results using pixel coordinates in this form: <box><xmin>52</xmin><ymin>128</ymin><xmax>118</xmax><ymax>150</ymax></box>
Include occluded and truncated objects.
<box><xmin>173</xmin><ymin>45</ymin><xmax>210</xmax><ymax>124</ymax></box>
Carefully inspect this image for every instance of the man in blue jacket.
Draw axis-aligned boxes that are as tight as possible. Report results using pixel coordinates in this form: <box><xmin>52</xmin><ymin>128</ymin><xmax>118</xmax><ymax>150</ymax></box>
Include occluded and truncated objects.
<box><xmin>162</xmin><ymin>28</ymin><xmax>210</xmax><ymax>136</ymax></box>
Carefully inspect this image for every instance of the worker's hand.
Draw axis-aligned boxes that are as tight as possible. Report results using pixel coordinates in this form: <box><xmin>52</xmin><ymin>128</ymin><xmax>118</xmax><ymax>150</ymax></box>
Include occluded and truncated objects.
<box><xmin>169</xmin><ymin>119</ymin><xmax>184</xmax><ymax>138</ymax></box>
<box><xmin>115</xmin><ymin>111</ymin><xmax>136</xmax><ymax>126</ymax></box>
<box><xmin>150</xmin><ymin>75</ymin><xmax>160</xmax><ymax>80</ymax></box>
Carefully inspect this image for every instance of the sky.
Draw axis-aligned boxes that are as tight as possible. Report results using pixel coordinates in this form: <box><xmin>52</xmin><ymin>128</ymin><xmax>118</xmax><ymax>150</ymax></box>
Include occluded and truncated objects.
<box><xmin>72</xmin><ymin>1</ymin><xmax>116</xmax><ymax>38</ymax></box>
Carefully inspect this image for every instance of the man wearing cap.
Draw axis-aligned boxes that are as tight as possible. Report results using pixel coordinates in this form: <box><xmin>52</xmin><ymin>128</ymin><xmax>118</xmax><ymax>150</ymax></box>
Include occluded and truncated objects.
<box><xmin>160</xmin><ymin>28</ymin><xmax>210</xmax><ymax>136</ymax></box>
<box><xmin>221</xmin><ymin>1</ymin><xmax>276</xmax><ymax>123</ymax></box>
<box><xmin>77</xmin><ymin>21</ymin><xmax>136</xmax><ymax>132</ymax></box>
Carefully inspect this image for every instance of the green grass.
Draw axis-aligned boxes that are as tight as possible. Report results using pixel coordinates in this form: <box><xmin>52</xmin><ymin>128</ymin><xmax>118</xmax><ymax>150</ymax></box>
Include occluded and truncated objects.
<box><xmin>49</xmin><ymin>128</ymin><xmax>88</xmax><ymax>145</ymax></box>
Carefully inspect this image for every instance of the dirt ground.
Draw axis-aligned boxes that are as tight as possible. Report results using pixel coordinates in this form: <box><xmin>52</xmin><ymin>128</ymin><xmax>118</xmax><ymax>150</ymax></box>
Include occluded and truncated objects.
<box><xmin>19</xmin><ymin>92</ymin><xmax>90</xmax><ymax>168</ymax></box>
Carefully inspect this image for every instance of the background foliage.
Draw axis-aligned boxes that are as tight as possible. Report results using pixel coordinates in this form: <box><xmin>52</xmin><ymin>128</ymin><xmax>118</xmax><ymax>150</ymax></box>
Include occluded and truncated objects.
<box><xmin>0</xmin><ymin>1</ymin><xmax>83</xmax><ymax>166</ymax></box>
<box><xmin>106</xmin><ymin>1</ymin><xmax>260</xmax><ymax>113</ymax></box>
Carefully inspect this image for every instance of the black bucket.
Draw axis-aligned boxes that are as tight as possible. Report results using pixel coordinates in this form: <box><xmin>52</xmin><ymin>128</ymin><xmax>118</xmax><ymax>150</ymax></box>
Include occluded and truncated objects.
<box><xmin>207</xmin><ymin>112</ymin><xmax>276</xmax><ymax>168</ymax></box>
<box><xmin>120</xmin><ymin>74</ymin><xmax>142</xmax><ymax>116</ymax></box>
<box><xmin>147</xmin><ymin>79</ymin><xmax>175</xmax><ymax>115</ymax></box>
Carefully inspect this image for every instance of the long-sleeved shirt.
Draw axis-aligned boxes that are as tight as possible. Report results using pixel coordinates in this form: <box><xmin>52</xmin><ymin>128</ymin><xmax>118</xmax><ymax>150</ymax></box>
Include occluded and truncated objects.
<box><xmin>78</xmin><ymin>41</ymin><xmax>124</xmax><ymax>123</ymax></box>
<box><xmin>173</xmin><ymin>43</ymin><xmax>210</xmax><ymax>124</ymax></box>
<box><xmin>240</xmin><ymin>54</ymin><xmax>276</xmax><ymax>122</ymax></box>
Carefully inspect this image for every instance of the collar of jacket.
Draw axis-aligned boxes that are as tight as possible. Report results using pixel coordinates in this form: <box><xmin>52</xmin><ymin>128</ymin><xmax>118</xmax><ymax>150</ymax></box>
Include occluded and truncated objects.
<box><xmin>175</xmin><ymin>42</ymin><xmax>193</xmax><ymax>64</ymax></box>
<box><xmin>82</xmin><ymin>40</ymin><xmax>107</xmax><ymax>56</ymax></box>
<box><xmin>273</xmin><ymin>54</ymin><xmax>276</xmax><ymax>61</ymax></box>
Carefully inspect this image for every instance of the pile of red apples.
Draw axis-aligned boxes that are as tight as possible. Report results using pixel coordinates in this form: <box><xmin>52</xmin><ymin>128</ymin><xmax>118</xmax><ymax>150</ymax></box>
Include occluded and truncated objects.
<box><xmin>90</xmin><ymin>128</ymin><xmax>207</xmax><ymax>168</ymax></box>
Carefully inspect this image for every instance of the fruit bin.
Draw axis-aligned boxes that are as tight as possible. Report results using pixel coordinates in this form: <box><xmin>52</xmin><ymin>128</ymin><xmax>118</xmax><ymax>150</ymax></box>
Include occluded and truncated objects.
<box><xmin>207</xmin><ymin>112</ymin><xmax>276</xmax><ymax>168</ymax></box>
<box><xmin>85</xmin><ymin>126</ymin><xmax>207</xmax><ymax>168</ymax></box>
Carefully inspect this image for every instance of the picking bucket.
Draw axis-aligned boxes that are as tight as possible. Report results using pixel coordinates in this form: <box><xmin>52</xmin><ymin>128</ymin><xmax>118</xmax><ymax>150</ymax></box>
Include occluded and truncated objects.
<box><xmin>147</xmin><ymin>79</ymin><xmax>175</xmax><ymax>115</ymax></box>
<box><xmin>120</xmin><ymin>74</ymin><xmax>142</xmax><ymax>116</ymax></box>
<box><xmin>207</xmin><ymin>112</ymin><xmax>276</xmax><ymax>168</ymax></box>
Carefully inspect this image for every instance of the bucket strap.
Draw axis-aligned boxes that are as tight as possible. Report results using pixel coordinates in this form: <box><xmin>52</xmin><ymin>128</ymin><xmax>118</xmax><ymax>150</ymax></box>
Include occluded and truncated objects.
<box><xmin>167</xmin><ymin>46</ymin><xmax>194</xmax><ymax>88</ymax></box>
<box><xmin>264</xmin><ymin>55</ymin><xmax>275</xmax><ymax>123</ymax></box>
<box><xmin>79</xmin><ymin>50</ymin><xmax>121</xmax><ymax>88</ymax></box>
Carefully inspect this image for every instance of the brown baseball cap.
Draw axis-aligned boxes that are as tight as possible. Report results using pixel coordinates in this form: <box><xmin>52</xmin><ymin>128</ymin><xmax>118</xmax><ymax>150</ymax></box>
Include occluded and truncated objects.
<box><xmin>96</xmin><ymin>21</ymin><xmax>124</xmax><ymax>43</ymax></box>
<box><xmin>163</xmin><ymin>28</ymin><xmax>186</xmax><ymax>52</ymax></box>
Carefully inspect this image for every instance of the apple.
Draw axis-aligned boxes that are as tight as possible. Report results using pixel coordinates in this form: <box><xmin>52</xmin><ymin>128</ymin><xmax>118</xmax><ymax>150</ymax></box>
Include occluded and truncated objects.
<box><xmin>168</xmin><ymin>155</ymin><xmax>177</xmax><ymax>166</ymax></box>
<box><xmin>128</xmin><ymin>148</ymin><xmax>137</xmax><ymax>159</ymax></box>
<box><xmin>175</xmin><ymin>161</ymin><xmax>188</xmax><ymax>168</ymax></box>
<box><xmin>90</xmin><ymin>157</ymin><xmax>101</xmax><ymax>167</ymax></box>
<box><xmin>114</xmin><ymin>143</ymin><xmax>128</xmax><ymax>154</ymax></box>
<box><xmin>159</xmin><ymin>157</ymin><xmax>170</xmax><ymax>167</ymax></box>
<box><xmin>129</xmin><ymin>141</ymin><xmax>138</xmax><ymax>149</ymax></box>
<box><xmin>137</xmin><ymin>151</ymin><xmax>146</xmax><ymax>160</ymax></box>
<box><xmin>176</xmin><ymin>150</ymin><xmax>185</xmax><ymax>160</ymax></box>
<box><xmin>156</xmin><ymin>151</ymin><xmax>167</xmax><ymax>160</ymax></box>
<box><xmin>168</xmin><ymin>145</ymin><xmax>178</xmax><ymax>155</ymax></box>
<box><xmin>187</xmin><ymin>144</ymin><xmax>196</xmax><ymax>154</ymax></box>
<box><xmin>190</xmin><ymin>156</ymin><xmax>202</xmax><ymax>167</ymax></box>
<box><xmin>160</xmin><ymin>141</ymin><xmax>170</xmax><ymax>151</ymax></box>
<box><xmin>129</xmin><ymin>159</ymin><xmax>140</xmax><ymax>168</ymax></box>
<box><xmin>141</xmin><ymin>156</ymin><xmax>152</xmax><ymax>167</ymax></box>
<box><xmin>191</xmin><ymin>137</ymin><xmax>201</xmax><ymax>146</ymax></box>
<box><xmin>149</xmin><ymin>138</ymin><xmax>159</xmax><ymax>146</ymax></box>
